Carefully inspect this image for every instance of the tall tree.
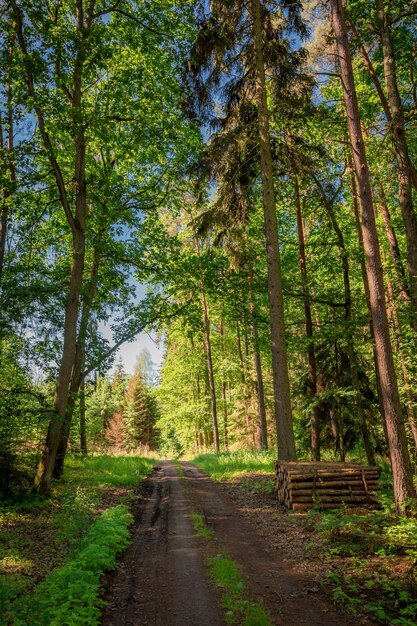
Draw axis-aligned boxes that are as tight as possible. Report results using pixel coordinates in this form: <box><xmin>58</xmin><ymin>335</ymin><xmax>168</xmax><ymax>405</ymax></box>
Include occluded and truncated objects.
<box><xmin>329</xmin><ymin>0</ymin><xmax>415</xmax><ymax>513</ymax></box>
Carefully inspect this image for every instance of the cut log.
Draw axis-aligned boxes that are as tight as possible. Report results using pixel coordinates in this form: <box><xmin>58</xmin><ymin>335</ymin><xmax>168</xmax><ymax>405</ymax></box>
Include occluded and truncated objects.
<box><xmin>275</xmin><ymin>460</ymin><xmax>380</xmax><ymax>511</ymax></box>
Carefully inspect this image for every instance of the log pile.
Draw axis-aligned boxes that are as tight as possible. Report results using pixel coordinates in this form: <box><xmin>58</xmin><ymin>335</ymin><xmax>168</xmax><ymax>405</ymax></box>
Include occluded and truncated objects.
<box><xmin>275</xmin><ymin>461</ymin><xmax>380</xmax><ymax>511</ymax></box>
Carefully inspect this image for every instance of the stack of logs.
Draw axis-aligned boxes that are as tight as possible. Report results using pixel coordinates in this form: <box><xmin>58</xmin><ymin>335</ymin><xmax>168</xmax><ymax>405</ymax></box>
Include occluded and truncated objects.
<box><xmin>275</xmin><ymin>461</ymin><xmax>380</xmax><ymax>511</ymax></box>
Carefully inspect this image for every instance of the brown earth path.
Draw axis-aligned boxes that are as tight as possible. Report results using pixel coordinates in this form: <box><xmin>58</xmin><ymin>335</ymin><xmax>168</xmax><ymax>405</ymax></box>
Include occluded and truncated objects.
<box><xmin>102</xmin><ymin>461</ymin><xmax>355</xmax><ymax>626</ymax></box>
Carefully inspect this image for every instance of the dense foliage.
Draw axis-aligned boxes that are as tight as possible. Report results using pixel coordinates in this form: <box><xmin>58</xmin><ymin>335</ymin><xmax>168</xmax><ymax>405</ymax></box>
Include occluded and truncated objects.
<box><xmin>0</xmin><ymin>0</ymin><xmax>416</xmax><ymax>509</ymax></box>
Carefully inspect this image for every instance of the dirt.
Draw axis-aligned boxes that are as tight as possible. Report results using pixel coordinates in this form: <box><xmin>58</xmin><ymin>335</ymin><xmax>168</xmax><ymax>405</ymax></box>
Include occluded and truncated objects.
<box><xmin>101</xmin><ymin>462</ymin><xmax>224</xmax><ymax>626</ymax></box>
<box><xmin>101</xmin><ymin>461</ymin><xmax>362</xmax><ymax>626</ymax></box>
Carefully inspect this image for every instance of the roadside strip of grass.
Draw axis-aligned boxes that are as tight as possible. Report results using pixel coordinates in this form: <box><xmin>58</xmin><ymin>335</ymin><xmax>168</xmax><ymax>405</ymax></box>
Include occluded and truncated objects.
<box><xmin>0</xmin><ymin>454</ymin><xmax>155</xmax><ymax>625</ymax></box>
<box><xmin>192</xmin><ymin>450</ymin><xmax>276</xmax><ymax>482</ymax></box>
<box><xmin>191</xmin><ymin>450</ymin><xmax>417</xmax><ymax>625</ymax></box>
<box><xmin>191</xmin><ymin>511</ymin><xmax>273</xmax><ymax>626</ymax></box>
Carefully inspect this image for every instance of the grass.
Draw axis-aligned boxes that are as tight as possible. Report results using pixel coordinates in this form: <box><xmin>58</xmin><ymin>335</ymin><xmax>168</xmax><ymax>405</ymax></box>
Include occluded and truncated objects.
<box><xmin>172</xmin><ymin>458</ymin><xmax>185</xmax><ymax>477</ymax></box>
<box><xmin>313</xmin><ymin>508</ymin><xmax>417</xmax><ymax>624</ymax></box>
<box><xmin>192</xmin><ymin>449</ymin><xmax>276</xmax><ymax>482</ymax></box>
<box><xmin>191</xmin><ymin>511</ymin><xmax>273</xmax><ymax>626</ymax></box>
<box><xmin>0</xmin><ymin>454</ymin><xmax>154</xmax><ymax>625</ymax></box>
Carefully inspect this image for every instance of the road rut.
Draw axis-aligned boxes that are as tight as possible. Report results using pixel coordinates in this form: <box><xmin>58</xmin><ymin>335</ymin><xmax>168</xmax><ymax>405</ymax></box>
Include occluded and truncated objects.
<box><xmin>102</xmin><ymin>461</ymin><xmax>355</xmax><ymax>626</ymax></box>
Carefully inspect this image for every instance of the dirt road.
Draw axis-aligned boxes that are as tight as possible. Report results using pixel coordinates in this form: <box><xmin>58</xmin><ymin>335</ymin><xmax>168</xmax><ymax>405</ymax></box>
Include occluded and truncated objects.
<box><xmin>102</xmin><ymin>461</ymin><xmax>354</xmax><ymax>626</ymax></box>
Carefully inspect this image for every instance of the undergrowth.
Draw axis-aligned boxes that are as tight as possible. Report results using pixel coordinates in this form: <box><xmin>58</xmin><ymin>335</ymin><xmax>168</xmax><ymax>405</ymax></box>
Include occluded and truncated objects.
<box><xmin>314</xmin><ymin>508</ymin><xmax>417</xmax><ymax>624</ymax></box>
<box><xmin>0</xmin><ymin>454</ymin><xmax>154</xmax><ymax>625</ymax></box>
<box><xmin>12</xmin><ymin>505</ymin><xmax>133</xmax><ymax>626</ymax></box>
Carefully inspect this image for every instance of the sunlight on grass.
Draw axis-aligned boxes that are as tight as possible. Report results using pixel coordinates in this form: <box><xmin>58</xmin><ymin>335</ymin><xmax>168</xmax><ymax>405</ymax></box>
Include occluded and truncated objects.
<box><xmin>64</xmin><ymin>454</ymin><xmax>155</xmax><ymax>488</ymax></box>
<box><xmin>0</xmin><ymin>454</ymin><xmax>154</xmax><ymax>625</ymax></box>
<box><xmin>191</xmin><ymin>512</ymin><xmax>214</xmax><ymax>540</ymax></box>
<box><xmin>192</xmin><ymin>449</ymin><xmax>276</xmax><ymax>481</ymax></box>
<box><xmin>0</xmin><ymin>555</ymin><xmax>33</xmax><ymax>573</ymax></box>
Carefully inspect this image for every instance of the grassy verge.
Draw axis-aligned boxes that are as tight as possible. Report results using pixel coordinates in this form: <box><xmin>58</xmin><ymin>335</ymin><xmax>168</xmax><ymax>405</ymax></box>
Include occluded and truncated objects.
<box><xmin>191</xmin><ymin>512</ymin><xmax>272</xmax><ymax>626</ymax></box>
<box><xmin>192</xmin><ymin>450</ymin><xmax>276</xmax><ymax>481</ymax></box>
<box><xmin>191</xmin><ymin>449</ymin><xmax>417</xmax><ymax>625</ymax></box>
<box><xmin>0</xmin><ymin>454</ymin><xmax>154</xmax><ymax>625</ymax></box>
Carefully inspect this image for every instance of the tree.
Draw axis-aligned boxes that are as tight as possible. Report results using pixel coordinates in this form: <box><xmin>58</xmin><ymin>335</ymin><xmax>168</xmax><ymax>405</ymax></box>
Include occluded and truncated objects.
<box><xmin>329</xmin><ymin>0</ymin><xmax>415</xmax><ymax>514</ymax></box>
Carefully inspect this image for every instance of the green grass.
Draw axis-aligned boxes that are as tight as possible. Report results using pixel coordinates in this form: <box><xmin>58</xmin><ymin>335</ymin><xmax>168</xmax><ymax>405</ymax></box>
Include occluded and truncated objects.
<box><xmin>191</xmin><ymin>512</ymin><xmax>273</xmax><ymax>626</ymax></box>
<box><xmin>192</xmin><ymin>449</ymin><xmax>276</xmax><ymax>481</ymax></box>
<box><xmin>172</xmin><ymin>458</ymin><xmax>185</xmax><ymax>477</ymax></box>
<box><xmin>191</xmin><ymin>511</ymin><xmax>214</xmax><ymax>540</ymax></box>
<box><xmin>0</xmin><ymin>454</ymin><xmax>154</xmax><ymax>625</ymax></box>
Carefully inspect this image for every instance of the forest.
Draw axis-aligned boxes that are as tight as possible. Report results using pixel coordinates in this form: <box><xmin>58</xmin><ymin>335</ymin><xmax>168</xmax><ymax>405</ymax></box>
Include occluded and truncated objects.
<box><xmin>1</xmin><ymin>0</ymin><xmax>417</xmax><ymax>625</ymax></box>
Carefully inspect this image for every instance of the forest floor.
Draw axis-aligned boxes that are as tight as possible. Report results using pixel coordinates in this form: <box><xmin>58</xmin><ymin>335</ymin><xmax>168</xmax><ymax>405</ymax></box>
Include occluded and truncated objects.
<box><xmin>0</xmin><ymin>455</ymin><xmax>155</xmax><ymax>625</ymax></box>
<box><xmin>102</xmin><ymin>460</ymin><xmax>355</xmax><ymax>626</ymax></box>
<box><xmin>192</xmin><ymin>452</ymin><xmax>417</xmax><ymax>626</ymax></box>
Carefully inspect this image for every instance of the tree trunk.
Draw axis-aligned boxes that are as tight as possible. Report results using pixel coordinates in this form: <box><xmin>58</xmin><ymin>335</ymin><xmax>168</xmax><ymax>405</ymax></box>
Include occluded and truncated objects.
<box><xmin>219</xmin><ymin>319</ymin><xmax>228</xmax><ymax>449</ymax></box>
<box><xmin>350</xmin><ymin>164</ymin><xmax>388</xmax><ymax>438</ymax></box>
<box><xmin>0</xmin><ymin>63</ymin><xmax>16</xmax><ymax>285</ymax></box>
<box><xmin>251</xmin><ymin>0</ymin><xmax>296</xmax><ymax>460</ymax></box>
<box><xmin>294</xmin><ymin>176</ymin><xmax>321</xmax><ymax>460</ymax></box>
<box><xmin>385</xmin><ymin>271</ymin><xmax>417</xmax><ymax>452</ymax></box>
<box><xmin>235</xmin><ymin>320</ymin><xmax>246</xmax><ymax>386</ymax></box>
<box><xmin>79</xmin><ymin>378</ymin><xmax>87</xmax><ymax>455</ymax></box>
<box><xmin>375</xmin><ymin>0</ymin><xmax>417</xmax><ymax>327</ymax></box>
<box><xmin>330</xmin><ymin>0</ymin><xmax>415</xmax><ymax>513</ymax></box>
<box><xmin>196</xmin><ymin>240</ymin><xmax>219</xmax><ymax>452</ymax></box>
<box><xmin>53</xmin><ymin>248</ymin><xmax>99</xmax><ymax>478</ymax></box>
<box><xmin>0</xmin><ymin>120</ymin><xmax>7</xmax><ymax>284</ymax></box>
<box><xmin>373</xmin><ymin>180</ymin><xmax>411</xmax><ymax>307</ymax></box>
<box><xmin>248</xmin><ymin>271</ymin><xmax>268</xmax><ymax>450</ymax></box>
<box><xmin>34</xmin><ymin>227</ymin><xmax>85</xmax><ymax>494</ymax></box>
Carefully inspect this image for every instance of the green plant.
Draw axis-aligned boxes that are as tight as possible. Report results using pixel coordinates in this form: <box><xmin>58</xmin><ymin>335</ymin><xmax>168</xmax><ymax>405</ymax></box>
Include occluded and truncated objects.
<box><xmin>11</xmin><ymin>505</ymin><xmax>133</xmax><ymax>626</ymax></box>
<box><xmin>0</xmin><ymin>454</ymin><xmax>154</xmax><ymax>624</ymax></box>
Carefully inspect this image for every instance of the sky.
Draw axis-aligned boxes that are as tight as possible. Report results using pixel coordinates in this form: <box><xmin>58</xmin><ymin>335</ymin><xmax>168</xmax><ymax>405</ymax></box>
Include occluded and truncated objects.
<box><xmin>98</xmin><ymin>275</ymin><xmax>166</xmax><ymax>377</ymax></box>
<box><xmin>98</xmin><ymin>320</ymin><xmax>165</xmax><ymax>376</ymax></box>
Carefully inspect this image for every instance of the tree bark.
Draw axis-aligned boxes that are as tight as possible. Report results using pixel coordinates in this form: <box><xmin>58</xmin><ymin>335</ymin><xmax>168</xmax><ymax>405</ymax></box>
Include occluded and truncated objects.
<box><xmin>350</xmin><ymin>164</ymin><xmax>388</xmax><ymax>437</ymax></box>
<box><xmin>219</xmin><ymin>319</ymin><xmax>229</xmax><ymax>449</ymax></box>
<box><xmin>375</xmin><ymin>0</ymin><xmax>417</xmax><ymax>327</ymax></box>
<box><xmin>251</xmin><ymin>0</ymin><xmax>296</xmax><ymax>460</ymax></box>
<box><xmin>384</xmin><ymin>269</ymin><xmax>417</xmax><ymax>452</ymax></box>
<box><xmin>373</xmin><ymin>180</ymin><xmax>411</xmax><ymax>308</ymax></box>
<box><xmin>294</xmin><ymin>176</ymin><xmax>321</xmax><ymax>460</ymax></box>
<box><xmin>0</xmin><ymin>58</ymin><xmax>16</xmax><ymax>285</ymax></box>
<box><xmin>79</xmin><ymin>378</ymin><xmax>87</xmax><ymax>455</ymax></box>
<box><xmin>330</xmin><ymin>0</ymin><xmax>415</xmax><ymax>513</ymax></box>
<box><xmin>195</xmin><ymin>238</ymin><xmax>220</xmax><ymax>452</ymax></box>
<box><xmin>235</xmin><ymin>320</ymin><xmax>246</xmax><ymax>386</ymax></box>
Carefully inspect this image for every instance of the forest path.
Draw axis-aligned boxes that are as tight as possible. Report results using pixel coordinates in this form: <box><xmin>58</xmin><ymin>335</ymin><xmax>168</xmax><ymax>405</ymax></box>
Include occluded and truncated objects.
<box><xmin>101</xmin><ymin>460</ymin><xmax>224</xmax><ymax>626</ymax></box>
<box><xmin>102</xmin><ymin>461</ymin><xmax>353</xmax><ymax>626</ymax></box>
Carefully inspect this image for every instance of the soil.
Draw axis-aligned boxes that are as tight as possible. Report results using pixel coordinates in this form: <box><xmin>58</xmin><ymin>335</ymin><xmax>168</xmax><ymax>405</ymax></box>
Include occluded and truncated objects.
<box><xmin>102</xmin><ymin>461</ymin><xmax>359</xmax><ymax>626</ymax></box>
